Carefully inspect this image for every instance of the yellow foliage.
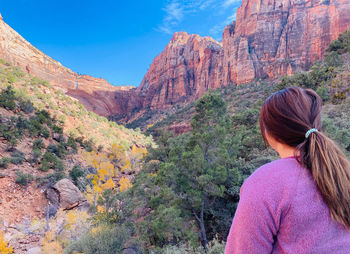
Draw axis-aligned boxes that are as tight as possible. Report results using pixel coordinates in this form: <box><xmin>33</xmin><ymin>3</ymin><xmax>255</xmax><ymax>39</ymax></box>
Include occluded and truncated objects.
<box><xmin>0</xmin><ymin>230</ymin><xmax>13</xmax><ymax>254</ymax></box>
<box><xmin>42</xmin><ymin>231</ymin><xmax>63</xmax><ymax>254</ymax></box>
<box><xmin>84</xmin><ymin>143</ymin><xmax>146</xmax><ymax>207</ymax></box>
<box><xmin>97</xmin><ymin>205</ymin><xmax>105</xmax><ymax>213</ymax></box>
<box><xmin>119</xmin><ymin>177</ymin><xmax>132</xmax><ymax>192</ymax></box>
<box><xmin>101</xmin><ymin>178</ymin><xmax>115</xmax><ymax>190</ymax></box>
<box><xmin>85</xmin><ymin>150</ymin><xmax>116</xmax><ymax>203</ymax></box>
<box><xmin>67</xmin><ymin>211</ymin><xmax>78</xmax><ymax>226</ymax></box>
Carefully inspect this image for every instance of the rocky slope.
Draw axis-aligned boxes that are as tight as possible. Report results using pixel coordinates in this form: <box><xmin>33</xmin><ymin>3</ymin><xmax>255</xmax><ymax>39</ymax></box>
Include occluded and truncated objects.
<box><xmin>0</xmin><ymin>15</ymin><xmax>133</xmax><ymax>116</ymax></box>
<box><xmin>112</xmin><ymin>0</ymin><xmax>350</xmax><ymax>123</ymax></box>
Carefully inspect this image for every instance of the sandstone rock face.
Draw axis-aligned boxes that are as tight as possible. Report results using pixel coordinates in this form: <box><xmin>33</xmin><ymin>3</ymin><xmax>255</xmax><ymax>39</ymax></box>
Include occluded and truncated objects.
<box><xmin>222</xmin><ymin>0</ymin><xmax>350</xmax><ymax>84</ymax></box>
<box><xmin>118</xmin><ymin>0</ymin><xmax>350</xmax><ymax>117</ymax></box>
<box><xmin>0</xmin><ymin>18</ymin><xmax>132</xmax><ymax>116</ymax></box>
<box><xmin>137</xmin><ymin>32</ymin><xmax>222</xmax><ymax>109</ymax></box>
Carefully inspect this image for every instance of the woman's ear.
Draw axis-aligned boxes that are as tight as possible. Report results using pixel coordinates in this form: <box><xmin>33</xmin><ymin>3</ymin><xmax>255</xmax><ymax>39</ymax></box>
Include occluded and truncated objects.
<box><xmin>265</xmin><ymin>131</ymin><xmax>278</xmax><ymax>151</ymax></box>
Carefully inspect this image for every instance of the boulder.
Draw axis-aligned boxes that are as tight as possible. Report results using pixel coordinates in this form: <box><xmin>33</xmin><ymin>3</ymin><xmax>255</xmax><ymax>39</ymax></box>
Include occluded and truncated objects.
<box><xmin>53</xmin><ymin>179</ymin><xmax>85</xmax><ymax>210</ymax></box>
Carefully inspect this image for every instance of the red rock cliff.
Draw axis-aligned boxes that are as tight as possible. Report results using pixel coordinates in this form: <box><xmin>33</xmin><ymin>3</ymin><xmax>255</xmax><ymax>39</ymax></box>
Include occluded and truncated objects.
<box><xmin>222</xmin><ymin>0</ymin><xmax>350</xmax><ymax>84</ymax></box>
<box><xmin>1</xmin><ymin>0</ymin><xmax>350</xmax><ymax>120</ymax></box>
<box><xmin>0</xmin><ymin>18</ymin><xmax>132</xmax><ymax>116</ymax></box>
<box><xmin>124</xmin><ymin>0</ymin><xmax>350</xmax><ymax>115</ymax></box>
<box><xmin>137</xmin><ymin>32</ymin><xmax>222</xmax><ymax>109</ymax></box>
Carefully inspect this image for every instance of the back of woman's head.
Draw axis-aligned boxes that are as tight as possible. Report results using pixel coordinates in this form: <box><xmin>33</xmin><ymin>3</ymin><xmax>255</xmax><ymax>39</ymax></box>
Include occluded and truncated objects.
<box><xmin>260</xmin><ymin>86</ymin><xmax>350</xmax><ymax>228</ymax></box>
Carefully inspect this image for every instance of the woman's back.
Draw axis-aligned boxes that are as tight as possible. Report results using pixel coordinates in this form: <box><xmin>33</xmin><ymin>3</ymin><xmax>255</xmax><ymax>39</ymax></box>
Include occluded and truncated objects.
<box><xmin>225</xmin><ymin>157</ymin><xmax>350</xmax><ymax>254</ymax></box>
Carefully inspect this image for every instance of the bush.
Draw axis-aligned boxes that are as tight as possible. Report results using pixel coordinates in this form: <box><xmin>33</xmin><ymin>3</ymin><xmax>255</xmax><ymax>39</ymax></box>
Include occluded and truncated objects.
<box><xmin>327</xmin><ymin>30</ymin><xmax>350</xmax><ymax>54</ymax></box>
<box><xmin>33</xmin><ymin>138</ymin><xmax>45</xmax><ymax>150</ymax></box>
<box><xmin>159</xmin><ymin>238</ymin><xmax>225</xmax><ymax>254</ymax></box>
<box><xmin>41</xmin><ymin>126</ymin><xmax>50</xmax><ymax>138</ymax></box>
<box><xmin>36</xmin><ymin>110</ymin><xmax>51</xmax><ymax>125</ymax></box>
<box><xmin>47</xmin><ymin>143</ymin><xmax>66</xmax><ymax>159</ymax></box>
<box><xmin>82</xmin><ymin>139</ymin><xmax>93</xmax><ymax>152</ymax></box>
<box><xmin>38</xmin><ymin>172</ymin><xmax>66</xmax><ymax>186</ymax></box>
<box><xmin>69</xmin><ymin>164</ymin><xmax>85</xmax><ymax>187</ymax></box>
<box><xmin>19</xmin><ymin>100</ymin><xmax>34</xmax><ymax>114</ymax></box>
<box><xmin>324</xmin><ymin>51</ymin><xmax>343</xmax><ymax>67</ymax></box>
<box><xmin>10</xmin><ymin>151</ymin><xmax>25</xmax><ymax>165</ymax></box>
<box><xmin>0</xmin><ymin>158</ymin><xmax>10</xmax><ymax>169</ymax></box>
<box><xmin>66</xmin><ymin>136</ymin><xmax>78</xmax><ymax>153</ymax></box>
<box><xmin>29</xmin><ymin>148</ymin><xmax>42</xmax><ymax>164</ymax></box>
<box><xmin>15</xmin><ymin>171</ymin><xmax>33</xmax><ymax>186</ymax></box>
<box><xmin>40</xmin><ymin>152</ymin><xmax>64</xmax><ymax>172</ymax></box>
<box><xmin>0</xmin><ymin>86</ymin><xmax>17</xmax><ymax>110</ymax></box>
<box><xmin>64</xmin><ymin>225</ymin><xmax>132</xmax><ymax>254</ymax></box>
<box><xmin>316</xmin><ymin>85</ymin><xmax>330</xmax><ymax>102</ymax></box>
<box><xmin>30</xmin><ymin>76</ymin><xmax>50</xmax><ymax>87</ymax></box>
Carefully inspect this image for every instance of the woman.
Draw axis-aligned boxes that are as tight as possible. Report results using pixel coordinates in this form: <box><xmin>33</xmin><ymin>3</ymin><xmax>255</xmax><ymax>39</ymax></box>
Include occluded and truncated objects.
<box><xmin>225</xmin><ymin>86</ymin><xmax>350</xmax><ymax>253</ymax></box>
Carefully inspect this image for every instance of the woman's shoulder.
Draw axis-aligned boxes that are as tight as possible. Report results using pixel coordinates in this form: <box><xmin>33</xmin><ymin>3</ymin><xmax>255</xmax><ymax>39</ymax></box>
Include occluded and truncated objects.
<box><xmin>242</xmin><ymin>157</ymin><xmax>302</xmax><ymax>199</ymax></box>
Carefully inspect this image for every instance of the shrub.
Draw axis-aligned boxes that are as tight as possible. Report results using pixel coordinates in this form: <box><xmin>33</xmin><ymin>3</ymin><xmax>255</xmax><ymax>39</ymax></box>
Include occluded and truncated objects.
<box><xmin>16</xmin><ymin>116</ymin><xmax>30</xmax><ymax>134</ymax></box>
<box><xmin>82</xmin><ymin>140</ymin><xmax>93</xmax><ymax>152</ymax></box>
<box><xmin>33</xmin><ymin>138</ymin><xmax>45</xmax><ymax>150</ymax></box>
<box><xmin>327</xmin><ymin>30</ymin><xmax>350</xmax><ymax>54</ymax></box>
<box><xmin>29</xmin><ymin>148</ymin><xmax>42</xmax><ymax>164</ymax></box>
<box><xmin>15</xmin><ymin>171</ymin><xmax>33</xmax><ymax>186</ymax></box>
<box><xmin>47</xmin><ymin>144</ymin><xmax>66</xmax><ymax>159</ymax></box>
<box><xmin>38</xmin><ymin>172</ymin><xmax>66</xmax><ymax>186</ymax></box>
<box><xmin>64</xmin><ymin>225</ymin><xmax>132</xmax><ymax>254</ymax></box>
<box><xmin>52</xmin><ymin>124</ymin><xmax>63</xmax><ymax>134</ymax></box>
<box><xmin>36</xmin><ymin>110</ymin><xmax>51</xmax><ymax>124</ymax></box>
<box><xmin>316</xmin><ymin>85</ymin><xmax>330</xmax><ymax>102</ymax></box>
<box><xmin>19</xmin><ymin>100</ymin><xmax>34</xmax><ymax>114</ymax></box>
<box><xmin>69</xmin><ymin>164</ymin><xmax>85</xmax><ymax>187</ymax></box>
<box><xmin>10</xmin><ymin>151</ymin><xmax>25</xmax><ymax>165</ymax></box>
<box><xmin>30</xmin><ymin>77</ymin><xmax>50</xmax><ymax>87</ymax></box>
<box><xmin>40</xmin><ymin>152</ymin><xmax>64</xmax><ymax>172</ymax></box>
<box><xmin>324</xmin><ymin>51</ymin><xmax>343</xmax><ymax>67</ymax></box>
<box><xmin>40</xmin><ymin>126</ymin><xmax>50</xmax><ymax>138</ymax></box>
<box><xmin>0</xmin><ymin>86</ymin><xmax>17</xmax><ymax>110</ymax></box>
<box><xmin>159</xmin><ymin>238</ymin><xmax>225</xmax><ymax>254</ymax></box>
<box><xmin>0</xmin><ymin>158</ymin><xmax>10</xmax><ymax>169</ymax></box>
<box><xmin>66</xmin><ymin>136</ymin><xmax>78</xmax><ymax>153</ymax></box>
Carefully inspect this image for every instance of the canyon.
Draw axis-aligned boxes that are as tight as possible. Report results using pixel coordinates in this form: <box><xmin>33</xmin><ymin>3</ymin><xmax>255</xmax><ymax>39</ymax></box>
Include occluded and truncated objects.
<box><xmin>0</xmin><ymin>0</ymin><xmax>350</xmax><ymax>124</ymax></box>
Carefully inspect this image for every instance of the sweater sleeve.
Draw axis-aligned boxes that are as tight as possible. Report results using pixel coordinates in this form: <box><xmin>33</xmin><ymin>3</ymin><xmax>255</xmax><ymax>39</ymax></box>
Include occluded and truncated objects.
<box><xmin>225</xmin><ymin>177</ymin><xmax>280</xmax><ymax>254</ymax></box>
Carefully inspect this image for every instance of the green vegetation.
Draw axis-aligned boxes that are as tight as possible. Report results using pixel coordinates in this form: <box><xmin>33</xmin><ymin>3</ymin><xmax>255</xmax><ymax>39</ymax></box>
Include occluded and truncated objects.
<box><xmin>1</xmin><ymin>29</ymin><xmax>349</xmax><ymax>253</ymax></box>
<box><xmin>69</xmin><ymin>164</ymin><xmax>86</xmax><ymax>188</ymax></box>
<box><xmin>15</xmin><ymin>171</ymin><xmax>33</xmax><ymax>186</ymax></box>
<box><xmin>0</xmin><ymin>62</ymin><xmax>154</xmax><ymax>150</ymax></box>
<box><xmin>10</xmin><ymin>150</ymin><xmax>25</xmax><ymax>165</ymax></box>
<box><xmin>64</xmin><ymin>31</ymin><xmax>350</xmax><ymax>253</ymax></box>
<box><xmin>0</xmin><ymin>158</ymin><xmax>10</xmax><ymax>169</ymax></box>
<box><xmin>40</xmin><ymin>151</ymin><xmax>64</xmax><ymax>172</ymax></box>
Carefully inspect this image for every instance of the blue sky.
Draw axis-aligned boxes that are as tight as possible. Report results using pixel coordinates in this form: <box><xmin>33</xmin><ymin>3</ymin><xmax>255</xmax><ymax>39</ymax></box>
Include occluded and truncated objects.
<box><xmin>1</xmin><ymin>0</ymin><xmax>241</xmax><ymax>86</ymax></box>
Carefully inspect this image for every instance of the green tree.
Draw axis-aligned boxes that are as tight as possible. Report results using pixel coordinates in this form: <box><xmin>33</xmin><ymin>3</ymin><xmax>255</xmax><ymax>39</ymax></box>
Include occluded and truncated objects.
<box><xmin>133</xmin><ymin>92</ymin><xmax>245</xmax><ymax>250</ymax></box>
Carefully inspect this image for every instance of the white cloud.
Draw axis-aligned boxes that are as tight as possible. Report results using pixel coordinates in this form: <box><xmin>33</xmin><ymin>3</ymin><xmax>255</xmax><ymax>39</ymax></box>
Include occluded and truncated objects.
<box><xmin>223</xmin><ymin>0</ymin><xmax>241</xmax><ymax>8</ymax></box>
<box><xmin>209</xmin><ymin>7</ymin><xmax>238</xmax><ymax>40</ymax></box>
<box><xmin>157</xmin><ymin>0</ymin><xmax>241</xmax><ymax>35</ymax></box>
<box><xmin>158</xmin><ymin>1</ymin><xmax>185</xmax><ymax>34</ymax></box>
<box><xmin>157</xmin><ymin>0</ymin><xmax>220</xmax><ymax>34</ymax></box>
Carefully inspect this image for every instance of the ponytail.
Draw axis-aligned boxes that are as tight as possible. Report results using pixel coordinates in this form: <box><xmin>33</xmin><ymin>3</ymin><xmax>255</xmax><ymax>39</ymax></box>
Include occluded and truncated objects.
<box><xmin>260</xmin><ymin>86</ymin><xmax>350</xmax><ymax>229</ymax></box>
<box><xmin>297</xmin><ymin>132</ymin><xmax>350</xmax><ymax>228</ymax></box>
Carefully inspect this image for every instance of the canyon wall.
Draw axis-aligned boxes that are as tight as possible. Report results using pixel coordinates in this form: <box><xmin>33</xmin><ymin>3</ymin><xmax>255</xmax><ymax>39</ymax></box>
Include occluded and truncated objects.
<box><xmin>120</xmin><ymin>0</ymin><xmax>350</xmax><ymax>116</ymax></box>
<box><xmin>0</xmin><ymin>17</ymin><xmax>132</xmax><ymax>116</ymax></box>
<box><xmin>1</xmin><ymin>0</ymin><xmax>350</xmax><ymax>120</ymax></box>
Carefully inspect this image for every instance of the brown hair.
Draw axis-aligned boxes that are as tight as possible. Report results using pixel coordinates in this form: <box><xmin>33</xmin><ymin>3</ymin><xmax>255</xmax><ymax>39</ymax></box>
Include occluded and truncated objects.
<box><xmin>259</xmin><ymin>86</ymin><xmax>350</xmax><ymax>228</ymax></box>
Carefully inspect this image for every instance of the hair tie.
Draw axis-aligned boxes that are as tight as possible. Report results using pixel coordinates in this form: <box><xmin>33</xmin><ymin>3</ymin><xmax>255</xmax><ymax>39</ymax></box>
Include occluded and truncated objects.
<box><xmin>305</xmin><ymin>128</ymin><xmax>318</xmax><ymax>138</ymax></box>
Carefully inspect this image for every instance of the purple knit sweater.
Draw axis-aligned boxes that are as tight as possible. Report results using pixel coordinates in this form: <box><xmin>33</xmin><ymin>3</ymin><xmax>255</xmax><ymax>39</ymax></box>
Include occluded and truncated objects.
<box><xmin>225</xmin><ymin>157</ymin><xmax>350</xmax><ymax>254</ymax></box>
